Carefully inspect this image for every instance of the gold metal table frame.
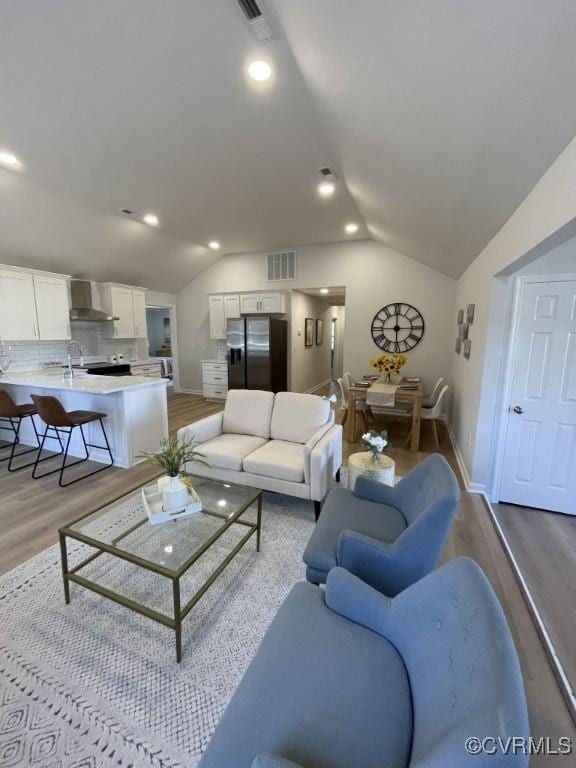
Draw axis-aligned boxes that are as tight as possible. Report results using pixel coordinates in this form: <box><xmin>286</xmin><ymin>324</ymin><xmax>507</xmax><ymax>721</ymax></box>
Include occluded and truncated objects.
<box><xmin>58</xmin><ymin>475</ymin><xmax>263</xmax><ymax>662</ymax></box>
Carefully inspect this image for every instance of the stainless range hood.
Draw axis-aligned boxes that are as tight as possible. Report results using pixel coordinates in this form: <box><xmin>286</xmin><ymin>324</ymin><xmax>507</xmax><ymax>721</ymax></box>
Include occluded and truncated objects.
<box><xmin>69</xmin><ymin>280</ymin><xmax>119</xmax><ymax>322</ymax></box>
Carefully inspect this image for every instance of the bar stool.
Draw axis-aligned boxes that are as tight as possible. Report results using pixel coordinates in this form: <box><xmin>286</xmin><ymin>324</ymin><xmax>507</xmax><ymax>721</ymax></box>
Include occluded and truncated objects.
<box><xmin>0</xmin><ymin>390</ymin><xmax>41</xmax><ymax>471</ymax></box>
<box><xmin>30</xmin><ymin>394</ymin><xmax>114</xmax><ymax>487</ymax></box>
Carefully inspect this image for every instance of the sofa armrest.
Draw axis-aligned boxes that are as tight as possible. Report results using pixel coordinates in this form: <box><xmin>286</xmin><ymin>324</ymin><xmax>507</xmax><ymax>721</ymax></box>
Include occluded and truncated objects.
<box><xmin>303</xmin><ymin>422</ymin><xmax>332</xmax><ymax>485</ymax></box>
<box><xmin>309</xmin><ymin>424</ymin><xmax>343</xmax><ymax>501</ymax></box>
<box><xmin>251</xmin><ymin>754</ymin><xmax>306</xmax><ymax>768</ymax></box>
<box><xmin>177</xmin><ymin>412</ymin><xmax>223</xmax><ymax>446</ymax></box>
<box><xmin>325</xmin><ymin>567</ymin><xmax>392</xmax><ymax>639</ymax></box>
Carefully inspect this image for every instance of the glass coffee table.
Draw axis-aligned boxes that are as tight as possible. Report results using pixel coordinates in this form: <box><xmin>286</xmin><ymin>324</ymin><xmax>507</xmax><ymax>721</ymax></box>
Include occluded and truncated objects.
<box><xmin>58</xmin><ymin>475</ymin><xmax>262</xmax><ymax>662</ymax></box>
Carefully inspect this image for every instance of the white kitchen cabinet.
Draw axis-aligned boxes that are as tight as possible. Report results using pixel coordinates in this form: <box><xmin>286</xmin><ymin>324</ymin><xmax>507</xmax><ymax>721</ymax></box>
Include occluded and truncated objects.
<box><xmin>240</xmin><ymin>292</ymin><xmax>285</xmax><ymax>314</ymax></box>
<box><xmin>33</xmin><ymin>274</ymin><xmax>71</xmax><ymax>340</ymax></box>
<box><xmin>202</xmin><ymin>360</ymin><xmax>228</xmax><ymax>400</ymax></box>
<box><xmin>223</xmin><ymin>294</ymin><xmax>241</xmax><ymax>320</ymax></box>
<box><xmin>130</xmin><ymin>361</ymin><xmax>163</xmax><ymax>378</ymax></box>
<box><xmin>209</xmin><ymin>295</ymin><xmax>226</xmax><ymax>339</ymax></box>
<box><xmin>208</xmin><ymin>294</ymin><xmax>240</xmax><ymax>339</ymax></box>
<box><xmin>100</xmin><ymin>284</ymin><xmax>147</xmax><ymax>339</ymax></box>
<box><xmin>132</xmin><ymin>290</ymin><xmax>147</xmax><ymax>338</ymax></box>
<box><xmin>0</xmin><ymin>268</ymin><xmax>39</xmax><ymax>341</ymax></box>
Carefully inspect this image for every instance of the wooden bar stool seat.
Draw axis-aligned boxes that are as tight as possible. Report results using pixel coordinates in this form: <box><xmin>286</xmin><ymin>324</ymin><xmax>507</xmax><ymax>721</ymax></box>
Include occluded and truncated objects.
<box><xmin>30</xmin><ymin>394</ymin><xmax>114</xmax><ymax>487</ymax></box>
<box><xmin>0</xmin><ymin>389</ymin><xmax>41</xmax><ymax>471</ymax></box>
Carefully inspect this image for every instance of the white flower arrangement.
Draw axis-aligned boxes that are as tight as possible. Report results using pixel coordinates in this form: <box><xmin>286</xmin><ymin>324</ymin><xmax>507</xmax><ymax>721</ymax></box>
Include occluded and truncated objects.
<box><xmin>361</xmin><ymin>430</ymin><xmax>389</xmax><ymax>460</ymax></box>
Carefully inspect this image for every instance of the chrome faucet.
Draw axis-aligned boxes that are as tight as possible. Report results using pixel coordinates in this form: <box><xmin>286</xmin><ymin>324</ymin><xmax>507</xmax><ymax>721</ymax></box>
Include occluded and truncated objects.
<box><xmin>64</xmin><ymin>340</ymin><xmax>84</xmax><ymax>378</ymax></box>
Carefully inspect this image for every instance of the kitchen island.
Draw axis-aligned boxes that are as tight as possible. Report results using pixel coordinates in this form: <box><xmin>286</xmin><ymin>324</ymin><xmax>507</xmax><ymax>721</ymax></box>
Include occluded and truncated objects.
<box><xmin>1</xmin><ymin>371</ymin><xmax>169</xmax><ymax>468</ymax></box>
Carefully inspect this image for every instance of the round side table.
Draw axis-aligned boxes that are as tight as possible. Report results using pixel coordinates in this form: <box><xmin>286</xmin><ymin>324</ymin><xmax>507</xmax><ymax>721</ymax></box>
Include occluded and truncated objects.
<box><xmin>348</xmin><ymin>452</ymin><xmax>395</xmax><ymax>491</ymax></box>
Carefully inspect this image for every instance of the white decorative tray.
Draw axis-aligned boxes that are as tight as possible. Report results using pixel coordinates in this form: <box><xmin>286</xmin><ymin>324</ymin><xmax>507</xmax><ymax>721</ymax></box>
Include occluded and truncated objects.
<box><xmin>141</xmin><ymin>483</ymin><xmax>203</xmax><ymax>526</ymax></box>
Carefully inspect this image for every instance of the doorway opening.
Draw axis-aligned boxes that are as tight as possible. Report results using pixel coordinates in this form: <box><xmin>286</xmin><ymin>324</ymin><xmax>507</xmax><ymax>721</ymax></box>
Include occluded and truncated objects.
<box><xmin>145</xmin><ymin>304</ymin><xmax>179</xmax><ymax>389</ymax></box>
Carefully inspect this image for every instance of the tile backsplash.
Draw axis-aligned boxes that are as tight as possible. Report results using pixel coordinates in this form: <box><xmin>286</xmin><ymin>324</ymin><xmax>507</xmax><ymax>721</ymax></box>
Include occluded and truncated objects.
<box><xmin>0</xmin><ymin>322</ymin><xmax>148</xmax><ymax>371</ymax></box>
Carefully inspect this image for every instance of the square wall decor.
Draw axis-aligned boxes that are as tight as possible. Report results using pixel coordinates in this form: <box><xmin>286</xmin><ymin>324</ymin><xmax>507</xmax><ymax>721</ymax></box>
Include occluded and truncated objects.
<box><xmin>467</xmin><ymin>303</ymin><xmax>475</xmax><ymax>324</ymax></box>
<box><xmin>457</xmin><ymin>309</ymin><xmax>464</xmax><ymax>324</ymax></box>
<box><xmin>315</xmin><ymin>319</ymin><xmax>323</xmax><ymax>345</ymax></box>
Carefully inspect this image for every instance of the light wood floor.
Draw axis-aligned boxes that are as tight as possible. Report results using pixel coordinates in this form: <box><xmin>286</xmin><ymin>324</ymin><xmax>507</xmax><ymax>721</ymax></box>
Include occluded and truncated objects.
<box><xmin>1</xmin><ymin>391</ymin><xmax>574</xmax><ymax>761</ymax></box>
<box><xmin>494</xmin><ymin>503</ymin><xmax>576</xmax><ymax>703</ymax></box>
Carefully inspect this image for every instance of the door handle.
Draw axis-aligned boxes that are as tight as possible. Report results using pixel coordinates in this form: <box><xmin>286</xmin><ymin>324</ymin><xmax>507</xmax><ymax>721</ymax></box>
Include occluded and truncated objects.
<box><xmin>513</xmin><ymin>406</ymin><xmax>524</xmax><ymax>414</ymax></box>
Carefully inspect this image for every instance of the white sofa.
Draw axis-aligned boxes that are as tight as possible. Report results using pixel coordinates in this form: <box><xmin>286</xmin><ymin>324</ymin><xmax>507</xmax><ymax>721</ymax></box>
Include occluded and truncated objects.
<box><xmin>178</xmin><ymin>390</ymin><xmax>343</xmax><ymax>519</ymax></box>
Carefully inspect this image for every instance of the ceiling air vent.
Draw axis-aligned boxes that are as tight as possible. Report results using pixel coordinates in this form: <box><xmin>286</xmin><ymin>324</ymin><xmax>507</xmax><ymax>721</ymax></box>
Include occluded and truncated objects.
<box><xmin>267</xmin><ymin>251</ymin><xmax>296</xmax><ymax>282</ymax></box>
<box><xmin>237</xmin><ymin>0</ymin><xmax>273</xmax><ymax>40</ymax></box>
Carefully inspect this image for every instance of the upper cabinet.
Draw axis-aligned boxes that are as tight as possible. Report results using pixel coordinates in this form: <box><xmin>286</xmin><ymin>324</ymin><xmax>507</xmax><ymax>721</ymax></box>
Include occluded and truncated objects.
<box><xmin>0</xmin><ymin>268</ymin><xmax>39</xmax><ymax>341</ymax></box>
<box><xmin>0</xmin><ymin>267</ymin><xmax>71</xmax><ymax>342</ymax></box>
<box><xmin>33</xmin><ymin>274</ymin><xmax>71</xmax><ymax>340</ymax></box>
<box><xmin>100</xmin><ymin>284</ymin><xmax>147</xmax><ymax>339</ymax></box>
<box><xmin>132</xmin><ymin>290</ymin><xmax>147</xmax><ymax>339</ymax></box>
<box><xmin>209</xmin><ymin>294</ymin><xmax>241</xmax><ymax>339</ymax></box>
<box><xmin>240</xmin><ymin>292</ymin><xmax>285</xmax><ymax>314</ymax></box>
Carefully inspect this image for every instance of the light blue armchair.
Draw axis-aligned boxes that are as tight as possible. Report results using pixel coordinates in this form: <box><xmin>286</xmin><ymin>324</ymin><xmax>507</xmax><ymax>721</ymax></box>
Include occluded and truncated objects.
<box><xmin>303</xmin><ymin>453</ymin><xmax>460</xmax><ymax>593</ymax></box>
<box><xmin>198</xmin><ymin>558</ymin><xmax>529</xmax><ymax>768</ymax></box>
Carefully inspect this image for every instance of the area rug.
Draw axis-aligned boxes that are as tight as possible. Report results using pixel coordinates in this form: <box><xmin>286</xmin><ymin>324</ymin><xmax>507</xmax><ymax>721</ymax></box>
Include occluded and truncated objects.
<box><xmin>0</xmin><ymin>491</ymin><xmax>318</xmax><ymax>767</ymax></box>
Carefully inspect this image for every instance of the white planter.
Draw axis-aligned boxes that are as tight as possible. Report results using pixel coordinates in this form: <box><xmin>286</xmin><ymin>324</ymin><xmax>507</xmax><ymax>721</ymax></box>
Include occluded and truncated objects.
<box><xmin>157</xmin><ymin>474</ymin><xmax>189</xmax><ymax>512</ymax></box>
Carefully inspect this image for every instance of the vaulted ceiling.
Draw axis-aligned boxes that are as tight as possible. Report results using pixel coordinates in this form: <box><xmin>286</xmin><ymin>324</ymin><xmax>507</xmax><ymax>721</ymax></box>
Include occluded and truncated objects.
<box><xmin>1</xmin><ymin>0</ymin><xmax>576</xmax><ymax>289</ymax></box>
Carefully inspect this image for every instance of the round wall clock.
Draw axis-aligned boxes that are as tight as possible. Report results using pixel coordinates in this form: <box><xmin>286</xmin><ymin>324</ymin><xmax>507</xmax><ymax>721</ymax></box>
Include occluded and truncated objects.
<box><xmin>371</xmin><ymin>302</ymin><xmax>425</xmax><ymax>353</ymax></box>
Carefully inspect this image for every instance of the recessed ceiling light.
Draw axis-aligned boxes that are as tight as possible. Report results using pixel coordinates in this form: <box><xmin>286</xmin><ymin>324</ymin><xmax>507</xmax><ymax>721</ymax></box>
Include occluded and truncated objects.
<box><xmin>345</xmin><ymin>222</ymin><xmax>359</xmax><ymax>234</ymax></box>
<box><xmin>320</xmin><ymin>288</ymin><xmax>329</xmax><ymax>294</ymax></box>
<box><xmin>248</xmin><ymin>60</ymin><xmax>273</xmax><ymax>82</ymax></box>
<box><xmin>318</xmin><ymin>181</ymin><xmax>335</xmax><ymax>198</ymax></box>
<box><xmin>209</xmin><ymin>241</ymin><xmax>220</xmax><ymax>250</ymax></box>
<box><xmin>143</xmin><ymin>213</ymin><xmax>159</xmax><ymax>227</ymax></box>
<box><xmin>0</xmin><ymin>151</ymin><xmax>23</xmax><ymax>171</ymax></box>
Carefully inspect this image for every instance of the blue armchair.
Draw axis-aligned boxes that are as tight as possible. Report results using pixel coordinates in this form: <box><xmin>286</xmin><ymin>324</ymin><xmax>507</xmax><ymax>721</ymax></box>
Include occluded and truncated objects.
<box><xmin>198</xmin><ymin>558</ymin><xmax>529</xmax><ymax>768</ymax></box>
<box><xmin>303</xmin><ymin>453</ymin><xmax>460</xmax><ymax>593</ymax></box>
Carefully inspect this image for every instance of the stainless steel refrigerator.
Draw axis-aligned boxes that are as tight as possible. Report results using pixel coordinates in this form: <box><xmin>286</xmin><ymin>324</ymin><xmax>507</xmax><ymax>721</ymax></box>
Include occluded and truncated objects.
<box><xmin>227</xmin><ymin>317</ymin><xmax>288</xmax><ymax>392</ymax></box>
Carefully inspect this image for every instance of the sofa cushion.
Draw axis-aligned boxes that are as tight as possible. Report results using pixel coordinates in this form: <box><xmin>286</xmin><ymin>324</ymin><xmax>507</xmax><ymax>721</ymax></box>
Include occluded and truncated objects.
<box><xmin>270</xmin><ymin>392</ymin><xmax>330</xmax><ymax>444</ymax></box>
<box><xmin>243</xmin><ymin>440</ymin><xmax>305</xmax><ymax>483</ymax></box>
<box><xmin>303</xmin><ymin>487</ymin><xmax>407</xmax><ymax>580</ymax></box>
<box><xmin>198</xmin><ymin>582</ymin><xmax>413</xmax><ymax>768</ymax></box>
<box><xmin>223</xmin><ymin>390</ymin><xmax>275</xmax><ymax>439</ymax></box>
<box><xmin>200</xmin><ymin>434</ymin><xmax>268</xmax><ymax>472</ymax></box>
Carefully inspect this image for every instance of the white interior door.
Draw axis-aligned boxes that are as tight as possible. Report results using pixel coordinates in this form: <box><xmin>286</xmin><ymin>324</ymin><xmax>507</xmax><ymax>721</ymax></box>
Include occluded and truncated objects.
<box><xmin>500</xmin><ymin>278</ymin><xmax>576</xmax><ymax>514</ymax></box>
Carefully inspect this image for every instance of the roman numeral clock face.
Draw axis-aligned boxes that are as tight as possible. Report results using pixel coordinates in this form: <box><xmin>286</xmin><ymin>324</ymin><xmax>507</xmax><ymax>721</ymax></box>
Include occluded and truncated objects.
<box><xmin>371</xmin><ymin>303</ymin><xmax>425</xmax><ymax>353</ymax></box>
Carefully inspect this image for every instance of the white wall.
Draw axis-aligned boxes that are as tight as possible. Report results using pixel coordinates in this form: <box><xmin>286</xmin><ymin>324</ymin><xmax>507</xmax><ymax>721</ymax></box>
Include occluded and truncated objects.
<box><xmin>290</xmin><ymin>291</ymin><xmax>332</xmax><ymax>392</ymax></box>
<box><xmin>176</xmin><ymin>239</ymin><xmax>456</xmax><ymax>393</ymax></box>
<box><xmin>515</xmin><ymin>236</ymin><xmax>576</xmax><ymax>275</ymax></box>
<box><xmin>451</xmin><ymin>134</ymin><xmax>576</xmax><ymax>490</ymax></box>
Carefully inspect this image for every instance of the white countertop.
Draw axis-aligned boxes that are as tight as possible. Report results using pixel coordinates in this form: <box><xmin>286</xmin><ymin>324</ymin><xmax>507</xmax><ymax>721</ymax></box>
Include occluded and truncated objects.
<box><xmin>0</xmin><ymin>370</ymin><xmax>168</xmax><ymax>395</ymax></box>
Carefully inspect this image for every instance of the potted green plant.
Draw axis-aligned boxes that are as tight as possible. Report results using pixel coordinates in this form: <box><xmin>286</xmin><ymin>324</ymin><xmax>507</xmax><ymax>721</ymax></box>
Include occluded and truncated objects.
<box><xmin>139</xmin><ymin>436</ymin><xmax>210</xmax><ymax>511</ymax></box>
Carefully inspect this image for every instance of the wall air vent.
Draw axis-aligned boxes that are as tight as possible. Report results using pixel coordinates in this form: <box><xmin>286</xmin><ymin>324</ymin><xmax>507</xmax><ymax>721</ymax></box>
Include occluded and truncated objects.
<box><xmin>318</xmin><ymin>167</ymin><xmax>338</xmax><ymax>181</ymax></box>
<box><xmin>267</xmin><ymin>251</ymin><xmax>296</xmax><ymax>282</ymax></box>
<box><xmin>237</xmin><ymin>0</ymin><xmax>273</xmax><ymax>40</ymax></box>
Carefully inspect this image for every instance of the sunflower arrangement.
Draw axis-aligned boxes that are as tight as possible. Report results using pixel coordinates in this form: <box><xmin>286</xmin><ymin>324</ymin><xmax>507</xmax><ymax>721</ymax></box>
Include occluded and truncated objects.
<box><xmin>369</xmin><ymin>352</ymin><xmax>408</xmax><ymax>380</ymax></box>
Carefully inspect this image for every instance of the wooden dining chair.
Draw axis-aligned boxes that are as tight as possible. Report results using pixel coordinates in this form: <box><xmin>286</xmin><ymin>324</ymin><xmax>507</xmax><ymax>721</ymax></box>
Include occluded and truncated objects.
<box><xmin>337</xmin><ymin>376</ymin><xmax>370</xmax><ymax>430</ymax></box>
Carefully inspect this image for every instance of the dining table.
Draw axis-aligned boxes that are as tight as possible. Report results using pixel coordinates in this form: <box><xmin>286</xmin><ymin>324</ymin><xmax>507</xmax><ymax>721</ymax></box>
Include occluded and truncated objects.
<box><xmin>346</xmin><ymin>379</ymin><xmax>423</xmax><ymax>451</ymax></box>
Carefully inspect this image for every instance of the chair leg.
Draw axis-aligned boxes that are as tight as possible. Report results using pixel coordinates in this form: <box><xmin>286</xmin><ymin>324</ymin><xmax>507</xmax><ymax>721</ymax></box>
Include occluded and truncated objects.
<box><xmin>7</xmin><ymin>416</ymin><xmax>43</xmax><ymax>471</ymax></box>
<box><xmin>431</xmin><ymin>419</ymin><xmax>440</xmax><ymax>450</ymax></box>
<box><xmin>360</xmin><ymin>410</ymin><xmax>369</xmax><ymax>431</ymax></box>
<box><xmin>58</xmin><ymin>419</ymin><xmax>114</xmax><ymax>487</ymax></box>
<box><xmin>404</xmin><ymin>427</ymin><xmax>412</xmax><ymax>447</ymax></box>
<box><xmin>335</xmin><ymin>468</ymin><xmax>341</xmax><ymax>483</ymax></box>
<box><xmin>341</xmin><ymin>408</ymin><xmax>348</xmax><ymax>427</ymax></box>
<box><xmin>313</xmin><ymin>500</ymin><xmax>322</xmax><ymax>522</ymax></box>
